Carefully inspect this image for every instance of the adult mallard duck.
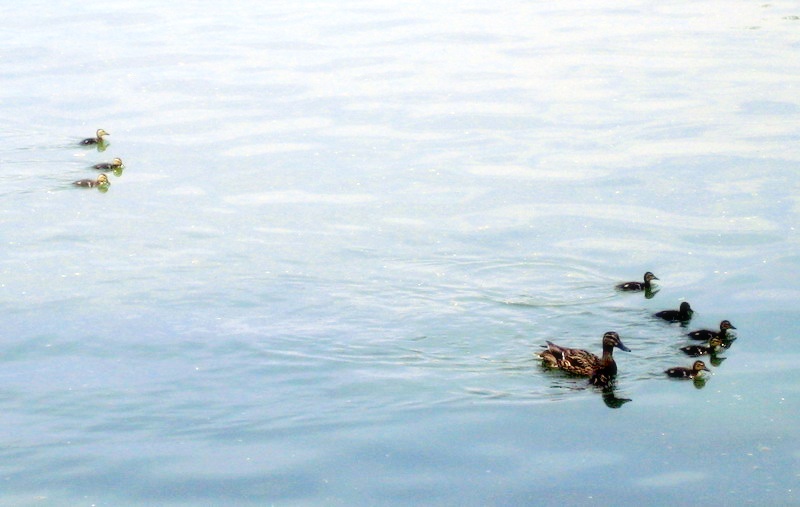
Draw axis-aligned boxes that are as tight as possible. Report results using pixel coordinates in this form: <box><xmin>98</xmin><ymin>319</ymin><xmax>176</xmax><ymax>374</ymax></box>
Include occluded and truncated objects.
<box><xmin>654</xmin><ymin>301</ymin><xmax>694</xmax><ymax>322</ymax></box>
<box><xmin>92</xmin><ymin>157</ymin><xmax>123</xmax><ymax>170</ymax></box>
<box><xmin>687</xmin><ymin>320</ymin><xmax>736</xmax><ymax>341</ymax></box>
<box><xmin>80</xmin><ymin>128</ymin><xmax>109</xmax><ymax>145</ymax></box>
<box><xmin>73</xmin><ymin>173</ymin><xmax>110</xmax><ymax>188</ymax></box>
<box><xmin>665</xmin><ymin>360</ymin><xmax>710</xmax><ymax>379</ymax></box>
<box><xmin>616</xmin><ymin>271</ymin><xmax>658</xmax><ymax>292</ymax></box>
<box><xmin>680</xmin><ymin>337</ymin><xmax>724</xmax><ymax>357</ymax></box>
<box><xmin>539</xmin><ymin>331</ymin><xmax>631</xmax><ymax>386</ymax></box>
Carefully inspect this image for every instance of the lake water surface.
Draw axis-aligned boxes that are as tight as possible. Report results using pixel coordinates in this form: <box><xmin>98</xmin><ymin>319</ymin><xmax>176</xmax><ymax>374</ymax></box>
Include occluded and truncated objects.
<box><xmin>1</xmin><ymin>1</ymin><xmax>799</xmax><ymax>505</ymax></box>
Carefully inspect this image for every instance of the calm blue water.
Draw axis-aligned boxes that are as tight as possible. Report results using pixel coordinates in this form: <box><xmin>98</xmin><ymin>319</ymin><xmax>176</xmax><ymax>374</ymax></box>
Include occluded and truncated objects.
<box><xmin>1</xmin><ymin>1</ymin><xmax>799</xmax><ymax>505</ymax></box>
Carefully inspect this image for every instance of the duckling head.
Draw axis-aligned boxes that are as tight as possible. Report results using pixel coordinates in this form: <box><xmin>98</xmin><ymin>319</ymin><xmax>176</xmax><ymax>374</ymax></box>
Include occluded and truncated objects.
<box><xmin>692</xmin><ymin>360</ymin><xmax>710</xmax><ymax>373</ymax></box>
<box><xmin>97</xmin><ymin>173</ymin><xmax>110</xmax><ymax>185</ymax></box>
<box><xmin>96</xmin><ymin>129</ymin><xmax>109</xmax><ymax>139</ymax></box>
<box><xmin>112</xmin><ymin>157</ymin><xmax>123</xmax><ymax>167</ymax></box>
<box><xmin>644</xmin><ymin>271</ymin><xmax>658</xmax><ymax>282</ymax></box>
<box><xmin>720</xmin><ymin>320</ymin><xmax>736</xmax><ymax>331</ymax></box>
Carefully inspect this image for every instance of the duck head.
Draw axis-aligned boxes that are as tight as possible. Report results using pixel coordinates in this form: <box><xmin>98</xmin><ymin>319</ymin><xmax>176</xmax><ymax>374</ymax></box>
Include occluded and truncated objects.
<box><xmin>644</xmin><ymin>272</ymin><xmax>659</xmax><ymax>282</ymax></box>
<box><xmin>602</xmin><ymin>331</ymin><xmax>631</xmax><ymax>352</ymax></box>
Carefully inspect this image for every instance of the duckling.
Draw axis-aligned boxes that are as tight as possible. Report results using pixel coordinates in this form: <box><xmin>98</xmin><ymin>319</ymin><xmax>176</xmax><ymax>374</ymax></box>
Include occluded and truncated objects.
<box><xmin>680</xmin><ymin>337</ymin><xmax>724</xmax><ymax>357</ymax></box>
<box><xmin>665</xmin><ymin>360</ymin><xmax>710</xmax><ymax>379</ymax></box>
<box><xmin>80</xmin><ymin>129</ymin><xmax>109</xmax><ymax>145</ymax></box>
<box><xmin>73</xmin><ymin>173</ymin><xmax>110</xmax><ymax>188</ymax></box>
<box><xmin>654</xmin><ymin>301</ymin><xmax>693</xmax><ymax>322</ymax></box>
<box><xmin>539</xmin><ymin>331</ymin><xmax>631</xmax><ymax>386</ymax></box>
<box><xmin>616</xmin><ymin>271</ymin><xmax>658</xmax><ymax>291</ymax></box>
<box><xmin>688</xmin><ymin>320</ymin><xmax>736</xmax><ymax>341</ymax></box>
<box><xmin>92</xmin><ymin>157</ymin><xmax>123</xmax><ymax>170</ymax></box>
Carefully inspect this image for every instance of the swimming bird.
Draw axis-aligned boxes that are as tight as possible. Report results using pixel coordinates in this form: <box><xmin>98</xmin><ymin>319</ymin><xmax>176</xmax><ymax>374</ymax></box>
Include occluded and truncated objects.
<box><xmin>687</xmin><ymin>320</ymin><xmax>736</xmax><ymax>341</ymax></box>
<box><xmin>665</xmin><ymin>360</ymin><xmax>710</xmax><ymax>379</ymax></box>
<box><xmin>616</xmin><ymin>271</ymin><xmax>658</xmax><ymax>292</ymax></box>
<box><xmin>80</xmin><ymin>129</ymin><xmax>109</xmax><ymax>145</ymax></box>
<box><xmin>680</xmin><ymin>337</ymin><xmax>724</xmax><ymax>357</ymax></box>
<box><xmin>73</xmin><ymin>173</ymin><xmax>110</xmax><ymax>188</ymax></box>
<box><xmin>92</xmin><ymin>157</ymin><xmax>123</xmax><ymax>170</ymax></box>
<box><xmin>654</xmin><ymin>302</ymin><xmax>694</xmax><ymax>322</ymax></box>
<box><xmin>539</xmin><ymin>331</ymin><xmax>631</xmax><ymax>386</ymax></box>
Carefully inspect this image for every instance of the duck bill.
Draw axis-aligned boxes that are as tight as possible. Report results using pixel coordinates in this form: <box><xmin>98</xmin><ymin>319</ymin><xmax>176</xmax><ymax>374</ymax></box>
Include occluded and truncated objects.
<box><xmin>616</xmin><ymin>341</ymin><xmax>631</xmax><ymax>352</ymax></box>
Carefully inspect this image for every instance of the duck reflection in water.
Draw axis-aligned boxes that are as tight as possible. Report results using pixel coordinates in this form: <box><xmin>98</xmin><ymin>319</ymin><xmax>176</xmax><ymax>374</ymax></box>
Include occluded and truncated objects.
<box><xmin>540</xmin><ymin>375</ymin><xmax>632</xmax><ymax>409</ymax></box>
<box><xmin>600</xmin><ymin>384</ymin><xmax>632</xmax><ymax>409</ymax></box>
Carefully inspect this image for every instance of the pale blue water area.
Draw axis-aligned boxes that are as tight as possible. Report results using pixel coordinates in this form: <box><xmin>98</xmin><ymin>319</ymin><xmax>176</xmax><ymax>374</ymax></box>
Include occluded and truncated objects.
<box><xmin>1</xmin><ymin>0</ymin><xmax>799</xmax><ymax>505</ymax></box>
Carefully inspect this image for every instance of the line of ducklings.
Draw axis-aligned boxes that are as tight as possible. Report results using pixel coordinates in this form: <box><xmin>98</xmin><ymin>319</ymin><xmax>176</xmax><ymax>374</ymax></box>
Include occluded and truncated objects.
<box><xmin>538</xmin><ymin>271</ymin><xmax>737</xmax><ymax>387</ymax></box>
<box><xmin>72</xmin><ymin>129</ymin><xmax>124</xmax><ymax>190</ymax></box>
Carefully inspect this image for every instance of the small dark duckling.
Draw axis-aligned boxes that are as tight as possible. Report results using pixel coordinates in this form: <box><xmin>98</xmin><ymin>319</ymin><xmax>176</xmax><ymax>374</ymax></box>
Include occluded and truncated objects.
<box><xmin>688</xmin><ymin>320</ymin><xmax>736</xmax><ymax>341</ymax></box>
<box><xmin>92</xmin><ymin>157</ymin><xmax>123</xmax><ymax>170</ymax></box>
<box><xmin>80</xmin><ymin>129</ymin><xmax>109</xmax><ymax>145</ymax></box>
<box><xmin>616</xmin><ymin>271</ymin><xmax>658</xmax><ymax>291</ymax></box>
<box><xmin>73</xmin><ymin>173</ymin><xmax>110</xmax><ymax>188</ymax></box>
<box><xmin>680</xmin><ymin>337</ymin><xmax>724</xmax><ymax>357</ymax></box>
<box><xmin>539</xmin><ymin>331</ymin><xmax>631</xmax><ymax>386</ymax></box>
<box><xmin>665</xmin><ymin>360</ymin><xmax>710</xmax><ymax>379</ymax></box>
<box><xmin>654</xmin><ymin>301</ymin><xmax>693</xmax><ymax>322</ymax></box>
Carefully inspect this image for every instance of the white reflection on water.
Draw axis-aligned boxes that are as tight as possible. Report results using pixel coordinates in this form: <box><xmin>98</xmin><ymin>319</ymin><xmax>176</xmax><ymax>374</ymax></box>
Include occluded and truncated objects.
<box><xmin>634</xmin><ymin>470</ymin><xmax>708</xmax><ymax>488</ymax></box>
<box><xmin>224</xmin><ymin>191</ymin><xmax>375</xmax><ymax>205</ymax></box>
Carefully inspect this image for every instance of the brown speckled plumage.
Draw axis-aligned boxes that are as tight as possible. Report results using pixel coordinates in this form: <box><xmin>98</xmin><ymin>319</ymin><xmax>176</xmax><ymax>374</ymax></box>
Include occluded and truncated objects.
<box><xmin>539</xmin><ymin>331</ymin><xmax>631</xmax><ymax>386</ymax></box>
